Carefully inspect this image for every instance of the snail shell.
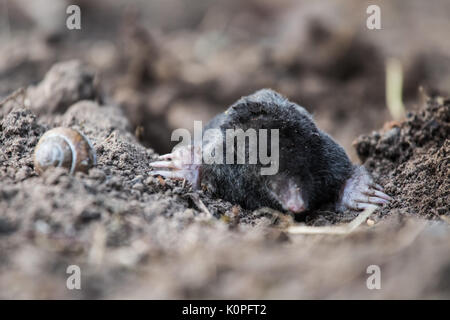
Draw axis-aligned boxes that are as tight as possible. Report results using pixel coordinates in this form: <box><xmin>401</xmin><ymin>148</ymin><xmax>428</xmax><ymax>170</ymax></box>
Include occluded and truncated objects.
<box><xmin>34</xmin><ymin>127</ymin><xmax>96</xmax><ymax>175</ymax></box>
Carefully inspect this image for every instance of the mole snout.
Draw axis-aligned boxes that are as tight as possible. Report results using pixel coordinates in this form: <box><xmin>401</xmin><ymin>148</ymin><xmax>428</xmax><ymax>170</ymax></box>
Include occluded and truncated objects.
<box><xmin>150</xmin><ymin>89</ymin><xmax>391</xmax><ymax>214</ymax></box>
<box><xmin>268</xmin><ymin>177</ymin><xmax>308</xmax><ymax>213</ymax></box>
<box><xmin>285</xmin><ymin>196</ymin><xmax>306</xmax><ymax>213</ymax></box>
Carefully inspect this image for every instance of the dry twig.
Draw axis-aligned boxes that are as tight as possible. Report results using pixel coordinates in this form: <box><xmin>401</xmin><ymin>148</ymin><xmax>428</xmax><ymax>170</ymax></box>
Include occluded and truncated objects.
<box><xmin>287</xmin><ymin>205</ymin><xmax>377</xmax><ymax>235</ymax></box>
<box><xmin>187</xmin><ymin>193</ymin><xmax>213</xmax><ymax>217</ymax></box>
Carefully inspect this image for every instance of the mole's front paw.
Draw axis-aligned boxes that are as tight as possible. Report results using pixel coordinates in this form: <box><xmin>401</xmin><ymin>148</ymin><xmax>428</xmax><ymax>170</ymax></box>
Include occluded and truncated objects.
<box><xmin>337</xmin><ymin>166</ymin><xmax>392</xmax><ymax>212</ymax></box>
<box><xmin>149</xmin><ymin>145</ymin><xmax>201</xmax><ymax>188</ymax></box>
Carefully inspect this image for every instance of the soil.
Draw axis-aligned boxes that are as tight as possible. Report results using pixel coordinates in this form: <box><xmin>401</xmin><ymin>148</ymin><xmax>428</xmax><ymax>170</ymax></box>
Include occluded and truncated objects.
<box><xmin>355</xmin><ymin>98</ymin><xmax>449</xmax><ymax>221</ymax></box>
<box><xmin>0</xmin><ymin>0</ymin><xmax>449</xmax><ymax>299</ymax></box>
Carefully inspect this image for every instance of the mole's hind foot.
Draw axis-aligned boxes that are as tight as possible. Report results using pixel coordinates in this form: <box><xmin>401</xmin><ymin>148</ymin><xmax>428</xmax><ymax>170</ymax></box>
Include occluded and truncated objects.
<box><xmin>337</xmin><ymin>165</ymin><xmax>392</xmax><ymax>212</ymax></box>
<box><xmin>150</xmin><ymin>145</ymin><xmax>201</xmax><ymax>189</ymax></box>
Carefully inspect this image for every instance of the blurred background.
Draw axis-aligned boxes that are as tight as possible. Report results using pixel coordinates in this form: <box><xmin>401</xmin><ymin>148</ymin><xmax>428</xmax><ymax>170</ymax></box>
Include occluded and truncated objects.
<box><xmin>1</xmin><ymin>0</ymin><xmax>450</xmax><ymax>159</ymax></box>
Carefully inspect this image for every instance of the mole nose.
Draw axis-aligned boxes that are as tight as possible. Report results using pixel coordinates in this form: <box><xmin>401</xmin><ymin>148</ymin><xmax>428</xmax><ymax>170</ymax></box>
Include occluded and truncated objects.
<box><xmin>287</xmin><ymin>199</ymin><xmax>306</xmax><ymax>213</ymax></box>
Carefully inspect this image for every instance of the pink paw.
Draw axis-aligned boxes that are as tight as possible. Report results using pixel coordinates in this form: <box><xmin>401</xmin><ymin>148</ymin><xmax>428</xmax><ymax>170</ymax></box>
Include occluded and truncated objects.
<box><xmin>149</xmin><ymin>145</ymin><xmax>202</xmax><ymax>188</ymax></box>
<box><xmin>337</xmin><ymin>166</ymin><xmax>392</xmax><ymax>212</ymax></box>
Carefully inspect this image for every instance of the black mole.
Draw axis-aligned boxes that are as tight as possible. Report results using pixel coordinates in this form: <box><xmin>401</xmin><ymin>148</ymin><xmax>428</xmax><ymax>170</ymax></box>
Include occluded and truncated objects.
<box><xmin>150</xmin><ymin>89</ymin><xmax>391</xmax><ymax>213</ymax></box>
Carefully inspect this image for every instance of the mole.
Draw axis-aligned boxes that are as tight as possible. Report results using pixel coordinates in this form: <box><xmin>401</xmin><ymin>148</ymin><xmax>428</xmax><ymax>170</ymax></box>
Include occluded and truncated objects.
<box><xmin>150</xmin><ymin>89</ymin><xmax>391</xmax><ymax>213</ymax></box>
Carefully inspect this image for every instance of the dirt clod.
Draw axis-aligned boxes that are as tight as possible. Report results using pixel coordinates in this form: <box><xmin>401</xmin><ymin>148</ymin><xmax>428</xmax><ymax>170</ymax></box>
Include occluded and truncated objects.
<box><xmin>25</xmin><ymin>60</ymin><xmax>98</xmax><ymax>115</ymax></box>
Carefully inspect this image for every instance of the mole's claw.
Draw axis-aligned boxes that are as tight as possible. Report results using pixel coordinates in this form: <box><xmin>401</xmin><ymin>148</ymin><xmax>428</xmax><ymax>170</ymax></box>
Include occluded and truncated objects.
<box><xmin>375</xmin><ymin>183</ymin><xmax>384</xmax><ymax>191</ymax></box>
<box><xmin>149</xmin><ymin>145</ymin><xmax>202</xmax><ymax>189</ymax></box>
<box><xmin>356</xmin><ymin>196</ymin><xmax>389</xmax><ymax>205</ymax></box>
<box><xmin>364</xmin><ymin>188</ymin><xmax>392</xmax><ymax>201</ymax></box>
<box><xmin>369</xmin><ymin>182</ymin><xmax>385</xmax><ymax>192</ymax></box>
<box><xmin>158</xmin><ymin>153</ymin><xmax>174</xmax><ymax>160</ymax></box>
<box><xmin>150</xmin><ymin>170</ymin><xmax>188</xmax><ymax>180</ymax></box>
<box><xmin>150</xmin><ymin>161</ymin><xmax>177</xmax><ymax>169</ymax></box>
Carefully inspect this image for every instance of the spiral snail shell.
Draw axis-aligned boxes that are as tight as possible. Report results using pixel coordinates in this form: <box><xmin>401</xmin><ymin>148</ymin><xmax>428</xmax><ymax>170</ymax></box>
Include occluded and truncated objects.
<box><xmin>34</xmin><ymin>127</ymin><xmax>96</xmax><ymax>175</ymax></box>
